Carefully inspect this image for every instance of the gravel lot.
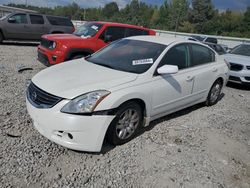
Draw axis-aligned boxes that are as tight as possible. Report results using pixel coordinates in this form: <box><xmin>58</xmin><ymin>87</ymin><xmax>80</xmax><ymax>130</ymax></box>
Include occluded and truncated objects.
<box><xmin>0</xmin><ymin>43</ymin><xmax>250</xmax><ymax>188</ymax></box>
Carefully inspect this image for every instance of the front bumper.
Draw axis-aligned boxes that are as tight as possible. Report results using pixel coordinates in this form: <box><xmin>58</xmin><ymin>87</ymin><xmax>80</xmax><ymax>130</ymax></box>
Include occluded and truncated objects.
<box><xmin>37</xmin><ymin>45</ymin><xmax>65</xmax><ymax>66</ymax></box>
<box><xmin>228</xmin><ymin>70</ymin><xmax>250</xmax><ymax>84</ymax></box>
<box><xmin>26</xmin><ymin>98</ymin><xmax>115</xmax><ymax>152</ymax></box>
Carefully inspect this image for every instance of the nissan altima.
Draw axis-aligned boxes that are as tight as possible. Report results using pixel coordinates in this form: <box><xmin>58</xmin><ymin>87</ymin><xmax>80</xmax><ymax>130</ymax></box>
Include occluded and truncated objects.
<box><xmin>26</xmin><ymin>36</ymin><xmax>229</xmax><ymax>152</ymax></box>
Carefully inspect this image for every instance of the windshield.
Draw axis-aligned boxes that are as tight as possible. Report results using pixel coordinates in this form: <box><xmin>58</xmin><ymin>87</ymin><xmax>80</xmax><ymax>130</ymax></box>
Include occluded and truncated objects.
<box><xmin>86</xmin><ymin>39</ymin><xmax>166</xmax><ymax>74</ymax></box>
<box><xmin>230</xmin><ymin>44</ymin><xmax>250</xmax><ymax>56</ymax></box>
<box><xmin>73</xmin><ymin>22</ymin><xmax>102</xmax><ymax>37</ymax></box>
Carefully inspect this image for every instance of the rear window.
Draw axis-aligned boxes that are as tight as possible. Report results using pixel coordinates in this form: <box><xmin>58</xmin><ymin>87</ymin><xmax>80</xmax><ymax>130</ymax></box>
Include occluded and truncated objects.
<box><xmin>205</xmin><ymin>37</ymin><xmax>217</xmax><ymax>44</ymax></box>
<box><xmin>46</xmin><ymin>16</ymin><xmax>73</xmax><ymax>27</ymax></box>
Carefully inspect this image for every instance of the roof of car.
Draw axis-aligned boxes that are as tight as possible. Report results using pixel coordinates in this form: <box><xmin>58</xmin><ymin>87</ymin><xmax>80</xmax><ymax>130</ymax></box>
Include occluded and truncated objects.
<box><xmin>90</xmin><ymin>21</ymin><xmax>152</xmax><ymax>30</ymax></box>
<box><xmin>125</xmin><ymin>35</ymin><xmax>190</xmax><ymax>45</ymax></box>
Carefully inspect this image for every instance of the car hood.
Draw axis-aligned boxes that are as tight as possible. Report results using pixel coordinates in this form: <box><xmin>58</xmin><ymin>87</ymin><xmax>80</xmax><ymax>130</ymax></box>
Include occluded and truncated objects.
<box><xmin>43</xmin><ymin>34</ymin><xmax>82</xmax><ymax>41</ymax></box>
<box><xmin>32</xmin><ymin>59</ymin><xmax>138</xmax><ymax>99</ymax></box>
<box><xmin>224</xmin><ymin>54</ymin><xmax>250</xmax><ymax>66</ymax></box>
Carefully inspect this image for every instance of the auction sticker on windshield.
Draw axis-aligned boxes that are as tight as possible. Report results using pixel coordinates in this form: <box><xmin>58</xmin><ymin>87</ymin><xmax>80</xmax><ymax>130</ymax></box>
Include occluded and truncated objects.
<box><xmin>91</xmin><ymin>25</ymin><xmax>99</xmax><ymax>30</ymax></box>
<box><xmin>132</xmin><ymin>58</ymin><xmax>154</xmax><ymax>65</ymax></box>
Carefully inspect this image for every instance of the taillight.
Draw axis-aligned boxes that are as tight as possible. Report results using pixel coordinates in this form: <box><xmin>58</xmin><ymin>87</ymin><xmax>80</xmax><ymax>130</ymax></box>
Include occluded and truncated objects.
<box><xmin>72</xmin><ymin>27</ymin><xmax>76</xmax><ymax>33</ymax></box>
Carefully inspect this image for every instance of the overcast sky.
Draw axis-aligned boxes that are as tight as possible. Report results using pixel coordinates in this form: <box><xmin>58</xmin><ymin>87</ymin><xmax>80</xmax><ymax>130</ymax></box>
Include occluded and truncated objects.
<box><xmin>0</xmin><ymin>0</ymin><xmax>249</xmax><ymax>11</ymax></box>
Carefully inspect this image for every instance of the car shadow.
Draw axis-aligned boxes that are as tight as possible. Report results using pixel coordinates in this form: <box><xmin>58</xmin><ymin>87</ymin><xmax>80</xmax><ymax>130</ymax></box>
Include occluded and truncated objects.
<box><xmin>1</xmin><ymin>41</ymin><xmax>39</xmax><ymax>47</ymax></box>
<box><xmin>73</xmin><ymin>93</ymin><xmax>225</xmax><ymax>155</ymax></box>
<box><xmin>226</xmin><ymin>82</ymin><xmax>250</xmax><ymax>91</ymax></box>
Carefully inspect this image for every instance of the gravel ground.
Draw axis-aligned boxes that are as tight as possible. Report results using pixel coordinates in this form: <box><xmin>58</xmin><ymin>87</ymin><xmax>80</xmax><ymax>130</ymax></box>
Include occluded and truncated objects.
<box><xmin>0</xmin><ymin>43</ymin><xmax>250</xmax><ymax>188</ymax></box>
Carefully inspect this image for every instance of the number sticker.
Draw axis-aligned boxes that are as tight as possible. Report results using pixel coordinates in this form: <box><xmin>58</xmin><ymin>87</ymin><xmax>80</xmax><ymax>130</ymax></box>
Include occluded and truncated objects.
<box><xmin>132</xmin><ymin>58</ymin><xmax>154</xmax><ymax>65</ymax></box>
<box><xmin>91</xmin><ymin>25</ymin><xmax>99</xmax><ymax>30</ymax></box>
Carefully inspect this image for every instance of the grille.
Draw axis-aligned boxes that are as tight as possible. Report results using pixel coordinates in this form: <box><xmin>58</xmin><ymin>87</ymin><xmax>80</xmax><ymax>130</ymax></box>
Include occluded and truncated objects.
<box><xmin>40</xmin><ymin>38</ymin><xmax>53</xmax><ymax>49</ymax></box>
<box><xmin>37</xmin><ymin>51</ymin><xmax>50</xmax><ymax>67</ymax></box>
<box><xmin>27</xmin><ymin>82</ymin><xmax>62</xmax><ymax>108</ymax></box>
<box><xmin>246</xmin><ymin>66</ymin><xmax>250</xmax><ymax>70</ymax></box>
<box><xmin>229</xmin><ymin>63</ymin><xmax>243</xmax><ymax>71</ymax></box>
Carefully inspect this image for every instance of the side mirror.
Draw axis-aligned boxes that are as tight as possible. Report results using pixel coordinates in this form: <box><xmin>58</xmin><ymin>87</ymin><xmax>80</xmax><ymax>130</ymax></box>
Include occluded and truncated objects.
<box><xmin>8</xmin><ymin>17</ymin><xmax>16</xmax><ymax>23</ymax></box>
<box><xmin>157</xmin><ymin>65</ymin><xmax>178</xmax><ymax>75</ymax></box>
<box><xmin>104</xmin><ymin>35</ymin><xmax>112</xmax><ymax>43</ymax></box>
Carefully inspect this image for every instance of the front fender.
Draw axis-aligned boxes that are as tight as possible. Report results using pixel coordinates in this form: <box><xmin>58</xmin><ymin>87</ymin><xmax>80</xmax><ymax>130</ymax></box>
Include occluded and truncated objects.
<box><xmin>95</xmin><ymin>88</ymin><xmax>152</xmax><ymax>118</ymax></box>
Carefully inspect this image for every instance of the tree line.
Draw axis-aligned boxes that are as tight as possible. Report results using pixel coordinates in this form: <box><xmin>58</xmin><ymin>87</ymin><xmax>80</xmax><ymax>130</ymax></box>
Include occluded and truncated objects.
<box><xmin>7</xmin><ymin>0</ymin><xmax>250</xmax><ymax>38</ymax></box>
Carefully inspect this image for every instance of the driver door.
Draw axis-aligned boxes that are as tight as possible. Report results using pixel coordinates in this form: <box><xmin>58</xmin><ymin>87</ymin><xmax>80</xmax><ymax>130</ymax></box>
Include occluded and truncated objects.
<box><xmin>150</xmin><ymin>44</ymin><xmax>195</xmax><ymax>117</ymax></box>
<box><xmin>4</xmin><ymin>13</ymin><xmax>30</xmax><ymax>39</ymax></box>
<box><xmin>96</xmin><ymin>26</ymin><xmax>126</xmax><ymax>51</ymax></box>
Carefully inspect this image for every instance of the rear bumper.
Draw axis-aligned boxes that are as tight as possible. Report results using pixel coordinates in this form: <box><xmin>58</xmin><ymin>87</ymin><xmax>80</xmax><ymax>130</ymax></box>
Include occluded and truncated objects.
<box><xmin>26</xmin><ymin>98</ymin><xmax>115</xmax><ymax>152</ymax></box>
<box><xmin>37</xmin><ymin>45</ymin><xmax>65</xmax><ymax>66</ymax></box>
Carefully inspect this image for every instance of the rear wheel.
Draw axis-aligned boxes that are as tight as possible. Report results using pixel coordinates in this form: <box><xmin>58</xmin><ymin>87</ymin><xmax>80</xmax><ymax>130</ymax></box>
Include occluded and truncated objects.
<box><xmin>206</xmin><ymin>79</ymin><xmax>223</xmax><ymax>106</ymax></box>
<box><xmin>106</xmin><ymin>102</ymin><xmax>143</xmax><ymax>145</ymax></box>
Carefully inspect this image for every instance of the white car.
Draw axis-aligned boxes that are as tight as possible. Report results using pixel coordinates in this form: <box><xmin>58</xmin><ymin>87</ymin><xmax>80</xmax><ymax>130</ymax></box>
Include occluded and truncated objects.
<box><xmin>26</xmin><ymin>36</ymin><xmax>229</xmax><ymax>152</ymax></box>
<box><xmin>224</xmin><ymin>44</ymin><xmax>250</xmax><ymax>85</ymax></box>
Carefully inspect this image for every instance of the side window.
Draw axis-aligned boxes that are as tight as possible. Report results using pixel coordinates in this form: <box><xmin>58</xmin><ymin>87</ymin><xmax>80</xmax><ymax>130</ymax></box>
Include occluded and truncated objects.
<box><xmin>46</xmin><ymin>16</ymin><xmax>73</xmax><ymax>26</ymax></box>
<box><xmin>158</xmin><ymin>44</ymin><xmax>189</xmax><ymax>70</ymax></box>
<box><xmin>190</xmin><ymin>44</ymin><xmax>215</xmax><ymax>67</ymax></box>
<box><xmin>126</xmin><ymin>28</ymin><xmax>149</xmax><ymax>37</ymax></box>
<box><xmin>30</xmin><ymin>15</ymin><xmax>44</xmax><ymax>24</ymax></box>
<box><xmin>100</xmin><ymin>26</ymin><xmax>126</xmax><ymax>42</ymax></box>
<box><xmin>8</xmin><ymin>14</ymin><xmax>27</xmax><ymax>24</ymax></box>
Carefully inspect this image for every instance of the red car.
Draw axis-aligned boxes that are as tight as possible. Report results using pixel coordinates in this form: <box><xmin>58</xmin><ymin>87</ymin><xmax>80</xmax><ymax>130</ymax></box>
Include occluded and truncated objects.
<box><xmin>37</xmin><ymin>21</ymin><xmax>156</xmax><ymax>66</ymax></box>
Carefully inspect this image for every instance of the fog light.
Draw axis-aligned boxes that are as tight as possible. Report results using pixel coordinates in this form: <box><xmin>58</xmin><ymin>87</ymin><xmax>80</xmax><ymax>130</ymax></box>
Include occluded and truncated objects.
<box><xmin>52</xmin><ymin>55</ymin><xmax>57</xmax><ymax>62</ymax></box>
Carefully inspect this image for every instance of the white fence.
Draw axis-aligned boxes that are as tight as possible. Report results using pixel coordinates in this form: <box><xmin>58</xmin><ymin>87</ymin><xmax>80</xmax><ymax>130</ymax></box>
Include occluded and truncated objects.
<box><xmin>156</xmin><ymin>30</ymin><xmax>250</xmax><ymax>49</ymax></box>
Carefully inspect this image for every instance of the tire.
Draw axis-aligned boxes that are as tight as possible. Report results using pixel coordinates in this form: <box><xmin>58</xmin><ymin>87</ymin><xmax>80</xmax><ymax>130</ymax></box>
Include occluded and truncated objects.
<box><xmin>106</xmin><ymin>102</ymin><xmax>143</xmax><ymax>145</ymax></box>
<box><xmin>0</xmin><ymin>32</ymin><xmax>3</xmax><ymax>43</ymax></box>
<box><xmin>206</xmin><ymin>79</ymin><xmax>223</xmax><ymax>106</ymax></box>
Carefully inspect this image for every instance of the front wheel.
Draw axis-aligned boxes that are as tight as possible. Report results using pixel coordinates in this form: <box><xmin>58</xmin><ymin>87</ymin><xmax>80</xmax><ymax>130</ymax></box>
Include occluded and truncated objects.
<box><xmin>206</xmin><ymin>80</ymin><xmax>223</xmax><ymax>106</ymax></box>
<box><xmin>106</xmin><ymin>102</ymin><xmax>143</xmax><ymax>145</ymax></box>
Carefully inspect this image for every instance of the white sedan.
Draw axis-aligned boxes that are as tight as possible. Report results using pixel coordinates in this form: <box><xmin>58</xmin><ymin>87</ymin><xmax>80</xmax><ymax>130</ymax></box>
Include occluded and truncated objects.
<box><xmin>224</xmin><ymin>43</ymin><xmax>250</xmax><ymax>85</ymax></box>
<box><xmin>26</xmin><ymin>36</ymin><xmax>229</xmax><ymax>152</ymax></box>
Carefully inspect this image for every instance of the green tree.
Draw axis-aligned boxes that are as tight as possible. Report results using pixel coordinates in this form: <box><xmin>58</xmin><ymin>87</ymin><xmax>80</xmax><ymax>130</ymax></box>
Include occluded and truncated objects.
<box><xmin>243</xmin><ymin>7</ymin><xmax>250</xmax><ymax>31</ymax></box>
<box><xmin>189</xmin><ymin>0</ymin><xmax>215</xmax><ymax>33</ymax></box>
<box><xmin>158</xmin><ymin>0</ymin><xmax>171</xmax><ymax>30</ymax></box>
<box><xmin>169</xmin><ymin>0</ymin><xmax>189</xmax><ymax>31</ymax></box>
<box><xmin>103</xmin><ymin>2</ymin><xmax>119</xmax><ymax>19</ymax></box>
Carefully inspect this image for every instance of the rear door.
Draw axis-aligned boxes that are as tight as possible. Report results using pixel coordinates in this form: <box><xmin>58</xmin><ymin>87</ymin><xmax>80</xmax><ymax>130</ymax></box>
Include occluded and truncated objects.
<box><xmin>188</xmin><ymin>43</ymin><xmax>217</xmax><ymax>100</ymax></box>
<box><xmin>4</xmin><ymin>13</ymin><xmax>30</xmax><ymax>39</ymax></box>
<box><xmin>28</xmin><ymin>14</ymin><xmax>47</xmax><ymax>40</ymax></box>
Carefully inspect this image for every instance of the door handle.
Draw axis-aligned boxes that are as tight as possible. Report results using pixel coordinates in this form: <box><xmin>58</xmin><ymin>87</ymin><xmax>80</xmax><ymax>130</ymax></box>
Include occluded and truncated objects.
<box><xmin>186</xmin><ymin>76</ymin><xmax>194</xmax><ymax>81</ymax></box>
<box><xmin>212</xmin><ymin>67</ymin><xmax>218</xmax><ymax>72</ymax></box>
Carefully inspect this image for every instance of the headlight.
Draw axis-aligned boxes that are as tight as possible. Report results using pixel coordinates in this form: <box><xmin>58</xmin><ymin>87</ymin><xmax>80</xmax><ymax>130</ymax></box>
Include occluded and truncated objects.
<box><xmin>49</xmin><ymin>41</ymin><xmax>56</xmax><ymax>49</ymax></box>
<box><xmin>61</xmin><ymin>90</ymin><xmax>110</xmax><ymax>114</ymax></box>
